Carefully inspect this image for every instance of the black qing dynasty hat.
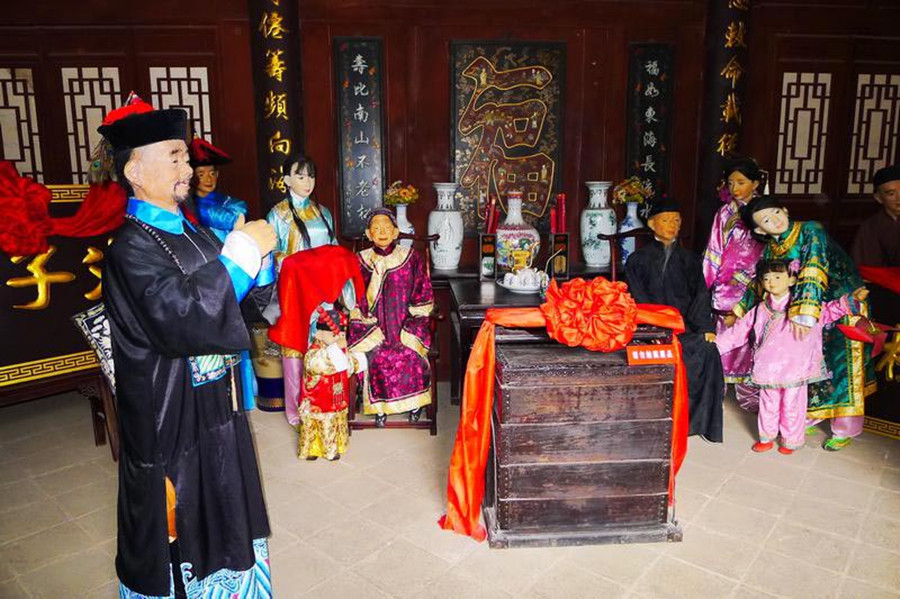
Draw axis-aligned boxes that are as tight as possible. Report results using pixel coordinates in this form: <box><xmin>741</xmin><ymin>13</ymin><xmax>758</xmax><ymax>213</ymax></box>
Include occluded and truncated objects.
<box><xmin>645</xmin><ymin>195</ymin><xmax>680</xmax><ymax>219</ymax></box>
<box><xmin>873</xmin><ymin>165</ymin><xmax>900</xmax><ymax>188</ymax></box>
<box><xmin>96</xmin><ymin>93</ymin><xmax>188</xmax><ymax>152</ymax></box>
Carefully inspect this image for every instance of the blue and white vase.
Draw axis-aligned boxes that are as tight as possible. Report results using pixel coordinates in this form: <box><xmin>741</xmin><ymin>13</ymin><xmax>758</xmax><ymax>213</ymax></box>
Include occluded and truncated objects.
<box><xmin>618</xmin><ymin>202</ymin><xmax>643</xmax><ymax>263</ymax></box>
<box><xmin>395</xmin><ymin>204</ymin><xmax>414</xmax><ymax>247</ymax></box>
<box><xmin>580</xmin><ymin>181</ymin><xmax>616</xmax><ymax>267</ymax></box>
<box><xmin>427</xmin><ymin>182</ymin><xmax>463</xmax><ymax>270</ymax></box>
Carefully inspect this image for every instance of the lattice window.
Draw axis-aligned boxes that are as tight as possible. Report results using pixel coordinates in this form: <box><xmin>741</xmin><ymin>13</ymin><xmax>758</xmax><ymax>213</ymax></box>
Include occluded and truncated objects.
<box><xmin>847</xmin><ymin>74</ymin><xmax>900</xmax><ymax>195</ymax></box>
<box><xmin>774</xmin><ymin>72</ymin><xmax>832</xmax><ymax>196</ymax></box>
<box><xmin>0</xmin><ymin>68</ymin><xmax>43</xmax><ymax>181</ymax></box>
<box><xmin>61</xmin><ymin>67</ymin><xmax>122</xmax><ymax>184</ymax></box>
<box><xmin>149</xmin><ymin>67</ymin><xmax>212</xmax><ymax>141</ymax></box>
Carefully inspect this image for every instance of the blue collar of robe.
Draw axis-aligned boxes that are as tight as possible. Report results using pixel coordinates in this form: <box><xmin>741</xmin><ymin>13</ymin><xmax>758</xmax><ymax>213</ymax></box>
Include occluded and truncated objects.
<box><xmin>127</xmin><ymin>197</ymin><xmax>196</xmax><ymax>235</ymax></box>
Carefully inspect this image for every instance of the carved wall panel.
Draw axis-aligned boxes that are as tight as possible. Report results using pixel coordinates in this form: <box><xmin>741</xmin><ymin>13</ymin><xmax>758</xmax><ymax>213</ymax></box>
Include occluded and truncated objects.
<box><xmin>774</xmin><ymin>71</ymin><xmax>832</xmax><ymax>196</ymax></box>
<box><xmin>0</xmin><ymin>68</ymin><xmax>43</xmax><ymax>181</ymax></box>
<box><xmin>846</xmin><ymin>73</ymin><xmax>900</xmax><ymax>195</ymax></box>
<box><xmin>149</xmin><ymin>66</ymin><xmax>213</xmax><ymax>141</ymax></box>
<box><xmin>60</xmin><ymin>67</ymin><xmax>122</xmax><ymax>183</ymax></box>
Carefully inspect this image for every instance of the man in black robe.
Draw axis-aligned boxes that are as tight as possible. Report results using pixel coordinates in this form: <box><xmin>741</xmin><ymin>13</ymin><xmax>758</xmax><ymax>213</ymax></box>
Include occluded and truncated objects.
<box><xmin>625</xmin><ymin>196</ymin><xmax>725</xmax><ymax>442</ymax></box>
<box><xmin>100</xmin><ymin>94</ymin><xmax>277</xmax><ymax>597</ymax></box>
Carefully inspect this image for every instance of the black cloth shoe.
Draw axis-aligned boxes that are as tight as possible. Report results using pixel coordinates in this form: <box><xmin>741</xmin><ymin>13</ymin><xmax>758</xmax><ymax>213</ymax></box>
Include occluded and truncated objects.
<box><xmin>375</xmin><ymin>414</ymin><xmax>387</xmax><ymax>428</ymax></box>
<box><xmin>408</xmin><ymin>408</ymin><xmax>424</xmax><ymax>423</ymax></box>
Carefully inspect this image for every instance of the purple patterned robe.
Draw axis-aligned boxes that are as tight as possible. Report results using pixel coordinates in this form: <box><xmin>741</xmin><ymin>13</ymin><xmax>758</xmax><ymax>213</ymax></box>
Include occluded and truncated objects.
<box><xmin>349</xmin><ymin>243</ymin><xmax>433</xmax><ymax>415</ymax></box>
<box><xmin>702</xmin><ymin>194</ymin><xmax>764</xmax><ymax>381</ymax></box>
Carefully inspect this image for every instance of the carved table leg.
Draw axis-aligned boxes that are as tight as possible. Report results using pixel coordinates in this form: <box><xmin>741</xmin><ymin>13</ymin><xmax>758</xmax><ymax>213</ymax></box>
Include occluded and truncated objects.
<box><xmin>78</xmin><ymin>378</ymin><xmax>106</xmax><ymax>447</ymax></box>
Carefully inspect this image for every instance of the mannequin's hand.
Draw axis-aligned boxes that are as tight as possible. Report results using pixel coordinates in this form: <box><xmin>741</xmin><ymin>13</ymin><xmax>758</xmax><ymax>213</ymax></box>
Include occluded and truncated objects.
<box><xmin>704</xmin><ymin>332</ymin><xmax>717</xmax><ymax>343</ymax></box>
<box><xmin>237</xmin><ymin>220</ymin><xmax>276</xmax><ymax>256</ymax></box>
<box><xmin>791</xmin><ymin>321</ymin><xmax>812</xmax><ymax>341</ymax></box>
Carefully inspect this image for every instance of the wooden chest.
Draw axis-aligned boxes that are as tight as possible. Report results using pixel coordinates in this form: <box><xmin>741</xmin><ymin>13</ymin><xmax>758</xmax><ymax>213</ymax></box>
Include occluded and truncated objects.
<box><xmin>483</xmin><ymin>327</ymin><xmax>683</xmax><ymax>548</ymax></box>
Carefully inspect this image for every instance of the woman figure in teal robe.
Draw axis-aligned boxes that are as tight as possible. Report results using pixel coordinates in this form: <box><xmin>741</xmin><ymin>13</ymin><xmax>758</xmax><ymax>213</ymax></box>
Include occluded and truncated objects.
<box><xmin>733</xmin><ymin>196</ymin><xmax>875</xmax><ymax>451</ymax></box>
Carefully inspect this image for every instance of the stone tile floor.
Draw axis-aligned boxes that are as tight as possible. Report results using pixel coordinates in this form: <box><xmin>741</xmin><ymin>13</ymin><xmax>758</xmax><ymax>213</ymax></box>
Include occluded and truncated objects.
<box><xmin>1</xmin><ymin>385</ymin><xmax>899</xmax><ymax>598</ymax></box>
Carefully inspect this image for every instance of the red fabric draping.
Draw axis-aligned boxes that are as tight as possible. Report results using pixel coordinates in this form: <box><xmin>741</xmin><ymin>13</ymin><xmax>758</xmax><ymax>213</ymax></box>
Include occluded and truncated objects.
<box><xmin>50</xmin><ymin>181</ymin><xmax>127</xmax><ymax>238</ymax></box>
<box><xmin>438</xmin><ymin>278</ymin><xmax>688</xmax><ymax>541</ymax></box>
<box><xmin>0</xmin><ymin>161</ymin><xmax>128</xmax><ymax>256</ymax></box>
<box><xmin>0</xmin><ymin>161</ymin><xmax>52</xmax><ymax>256</ymax></box>
<box><xmin>859</xmin><ymin>266</ymin><xmax>900</xmax><ymax>296</ymax></box>
<box><xmin>268</xmin><ymin>245</ymin><xmax>365</xmax><ymax>354</ymax></box>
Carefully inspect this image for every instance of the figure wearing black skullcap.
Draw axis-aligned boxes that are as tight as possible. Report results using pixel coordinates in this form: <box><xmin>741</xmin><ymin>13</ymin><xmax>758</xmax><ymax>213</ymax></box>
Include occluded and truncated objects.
<box><xmin>626</xmin><ymin>196</ymin><xmax>725</xmax><ymax>442</ymax></box>
<box><xmin>851</xmin><ymin>165</ymin><xmax>900</xmax><ymax>267</ymax></box>
<box><xmin>100</xmin><ymin>93</ymin><xmax>277</xmax><ymax>597</ymax></box>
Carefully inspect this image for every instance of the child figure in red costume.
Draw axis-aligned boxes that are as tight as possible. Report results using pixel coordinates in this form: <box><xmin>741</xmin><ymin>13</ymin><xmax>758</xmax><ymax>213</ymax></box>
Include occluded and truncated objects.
<box><xmin>268</xmin><ymin>244</ymin><xmax>366</xmax><ymax>461</ymax></box>
<box><xmin>299</xmin><ymin>306</ymin><xmax>366</xmax><ymax>460</ymax></box>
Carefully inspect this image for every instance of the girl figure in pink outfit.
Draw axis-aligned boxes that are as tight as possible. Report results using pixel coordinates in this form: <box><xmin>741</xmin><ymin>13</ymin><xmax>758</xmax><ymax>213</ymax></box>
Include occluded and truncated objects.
<box><xmin>703</xmin><ymin>157</ymin><xmax>766</xmax><ymax>412</ymax></box>
<box><xmin>716</xmin><ymin>260</ymin><xmax>868</xmax><ymax>454</ymax></box>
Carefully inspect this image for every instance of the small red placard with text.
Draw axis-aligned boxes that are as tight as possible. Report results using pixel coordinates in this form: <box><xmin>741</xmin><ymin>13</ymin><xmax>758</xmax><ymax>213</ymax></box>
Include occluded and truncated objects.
<box><xmin>626</xmin><ymin>344</ymin><xmax>677</xmax><ymax>366</ymax></box>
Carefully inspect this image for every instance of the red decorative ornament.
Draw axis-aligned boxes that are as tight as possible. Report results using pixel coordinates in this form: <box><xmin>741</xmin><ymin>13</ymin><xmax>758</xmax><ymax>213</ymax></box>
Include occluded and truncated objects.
<box><xmin>540</xmin><ymin>277</ymin><xmax>638</xmax><ymax>352</ymax></box>
<box><xmin>100</xmin><ymin>92</ymin><xmax>154</xmax><ymax>126</ymax></box>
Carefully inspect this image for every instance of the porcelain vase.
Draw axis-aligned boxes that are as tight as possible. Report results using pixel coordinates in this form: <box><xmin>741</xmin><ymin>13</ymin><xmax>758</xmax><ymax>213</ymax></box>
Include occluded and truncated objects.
<box><xmin>394</xmin><ymin>204</ymin><xmax>414</xmax><ymax>247</ymax></box>
<box><xmin>618</xmin><ymin>202</ymin><xmax>643</xmax><ymax>263</ymax></box>
<box><xmin>426</xmin><ymin>182</ymin><xmax>463</xmax><ymax>270</ymax></box>
<box><xmin>495</xmin><ymin>191</ymin><xmax>540</xmax><ymax>279</ymax></box>
<box><xmin>580</xmin><ymin>181</ymin><xmax>616</xmax><ymax>267</ymax></box>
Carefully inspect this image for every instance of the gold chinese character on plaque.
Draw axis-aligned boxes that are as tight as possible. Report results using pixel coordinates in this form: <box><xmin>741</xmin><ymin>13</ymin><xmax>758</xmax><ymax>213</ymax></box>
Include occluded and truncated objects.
<box><xmin>725</xmin><ymin>21</ymin><xmax>747</xmax><ymax>49</ymax></box>
<box><xmin>83</xmin><ymin>246</ymin><xmax>104</xmax><ymax>301</ymax></box>
<box><xmin>716</xmin><ymin>132</ymin><xmax>739</xmax><ymax>156</ymax></box>
<box><xmin>263</xmin><ymin>91</ymin><xmax>289</xmax><ymax>120</ymax></box>
<box><xmin>265</xmin><ymin>49</ymin><xmax>286</xmax><ymax>82</ymax></box>
<box><xmin>720</xmin><ymin>55</ymin><xmax>744</xmax><ymax>89</ymax></box>
<box><xmin>268</xmin><ymin>167</ymin><xmax>287</xmax><ymax>193</ymax></box>
<box><xmin>6</xmin><ymin>246</ymin><xmax>75</xmax><ymax>310</ymax></box>
<box><xmin>728</xmin><ymin>0</ymin><xmax>750</xmax><ymax>10</ymax></box>
<box><xmin>258</xmin><ymin>11</ymin><xmax>288</xmax><ymax>40</ymax></box>
<box><xmin>721</xmin><ymin>92</ymin><xmax>741</xmax><ymax>124</ymax></box>
<box><xmin>269</xmin><ymin>130</ymin><xmax>291</xmax><ymax>155</ymax></box>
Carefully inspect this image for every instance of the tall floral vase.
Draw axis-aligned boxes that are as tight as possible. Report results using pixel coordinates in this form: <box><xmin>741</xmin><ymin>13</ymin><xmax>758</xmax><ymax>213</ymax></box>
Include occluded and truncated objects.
<box><xmin>495</xmin><ymin>190</ymin><xmax>540</xmax><ymax>279</ymax></box>
<box><xmin>580</xmin><ymin>181</ymin><xmax>616</xmax><ymax>267</ymax></box>
<box><xmin>427</xmin><ymin>182</ymin><xmax>463</xmax><ymax>270</ymax></box>
<box><xmin>618</xmin><ymin>202</ymin><xmax>643</xmax><ymax>263</ymax></box>
<box><xmin>394</xmin><ymin>204</ymin><xmax>414</xmax><ymax>247</ymax></box>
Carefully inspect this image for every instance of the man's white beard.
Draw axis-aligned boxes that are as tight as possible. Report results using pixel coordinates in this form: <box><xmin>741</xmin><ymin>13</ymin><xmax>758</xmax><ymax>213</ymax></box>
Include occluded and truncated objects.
<box><xmin>173</xmin><ymin>189</ymin><xmax>191</xmax><ymax>204</ymax></box>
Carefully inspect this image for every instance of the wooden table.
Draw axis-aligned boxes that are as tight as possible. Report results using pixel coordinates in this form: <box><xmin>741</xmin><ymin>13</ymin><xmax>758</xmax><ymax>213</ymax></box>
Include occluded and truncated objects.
<box><xmin>449</xmin><ymin>280</ymin><xmax>541</xmax><ymax>403</ymax></box>
<box><xmin>449</xmin><ymin>265</ymin><xmax>615</xmax><ymax>403</ymax></box>
<box><xmin>430</xmin><ymin>266</ymin><xmax>478</xmax><ymax>291</ymax></box>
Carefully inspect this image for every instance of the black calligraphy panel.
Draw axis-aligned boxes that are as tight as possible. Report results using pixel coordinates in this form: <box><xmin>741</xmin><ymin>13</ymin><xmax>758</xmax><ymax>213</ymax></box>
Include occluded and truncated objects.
<box><xmin>626</xmin><ymin>44</ymin><xmax>675</xmax><ymax>199</ymax></box>
<box><xmin>451</xmin><ymin>41</ymin><xmax>565</xmax><ymax>235</ymax></box>
<box><xmin>334</xmin><ymin>37</ymin><xmax>386</xmax><ymax>237</ymax></box>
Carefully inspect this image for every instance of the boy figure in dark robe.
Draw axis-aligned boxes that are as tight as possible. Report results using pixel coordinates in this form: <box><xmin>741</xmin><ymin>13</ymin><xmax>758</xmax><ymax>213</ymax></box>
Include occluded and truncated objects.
<box><xmin>625</xmin><ymin>196</ymin><xmax>725</xmax><ymax>442</ymax></box>
<box><xmin>100</xmin><ymin>93</ymin><xmax>277</xmax><ymax>598</ymax></box>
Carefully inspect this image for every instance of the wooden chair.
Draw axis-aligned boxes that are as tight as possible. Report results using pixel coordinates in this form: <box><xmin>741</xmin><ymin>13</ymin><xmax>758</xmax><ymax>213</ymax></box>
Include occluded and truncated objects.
<box><xmin>596</xmin><ymin>228</ymin><xmax>653</xmax><ymax>281</ymax></box>
<box><xmin>79</xmin><ymin>374</ymin><xmax>120</xmax><ymax>462</ymax></box>
<box><xmin>342</xmin><ymin>232</ymin><xmax>441</xmax><ymax>435</ymax></box>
